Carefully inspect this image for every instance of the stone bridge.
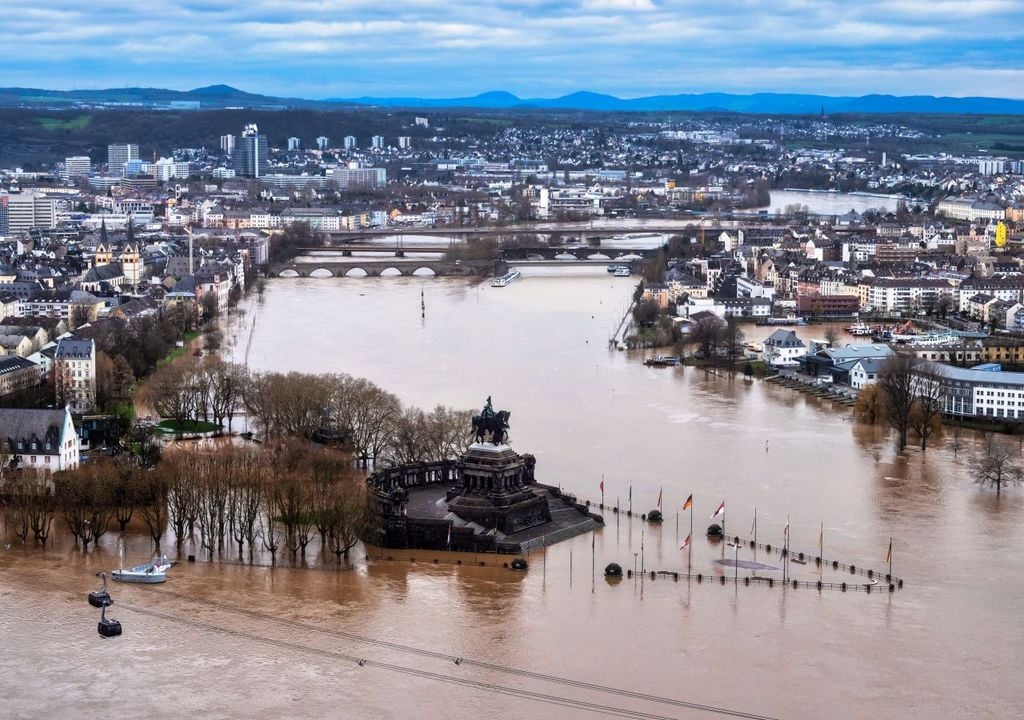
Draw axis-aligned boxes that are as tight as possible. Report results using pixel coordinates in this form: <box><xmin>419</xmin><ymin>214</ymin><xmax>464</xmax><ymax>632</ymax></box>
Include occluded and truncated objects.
<box><xmin>266</xmin><ymin>259</ymin><xmax>493</xmax><ymax>278</ymax></box>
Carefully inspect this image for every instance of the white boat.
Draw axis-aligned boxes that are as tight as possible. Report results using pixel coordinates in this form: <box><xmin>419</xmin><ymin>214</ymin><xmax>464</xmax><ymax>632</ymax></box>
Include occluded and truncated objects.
<box><xmin>491</xmin><ymin>270</ymin><xmax>521</xmax><ymax>287</ymax></box>
<box><xmin>846</xmin><ymin>322</ymin><xmax>873</xmax><ymax>336</ymax></box>
<box><xmin>112</xmin><ymin>557</ymin><xmax>173</xmax><ymax>584</ymax></box>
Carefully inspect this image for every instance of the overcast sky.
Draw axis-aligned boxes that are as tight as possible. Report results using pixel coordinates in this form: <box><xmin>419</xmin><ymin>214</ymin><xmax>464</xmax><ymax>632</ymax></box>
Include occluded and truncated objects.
<box><xmin>4</xmin><ymin>0</ymin><xmax>1023</xmax><ymax>99</ymax></box>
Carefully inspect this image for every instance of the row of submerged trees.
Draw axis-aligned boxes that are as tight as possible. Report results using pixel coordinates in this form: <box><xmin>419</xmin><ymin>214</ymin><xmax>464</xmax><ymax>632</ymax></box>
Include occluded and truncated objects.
<box><xmin>143</xmin><ymin>360</ymin><xmax>473</xmax><ymax>468</ymax></box>
<box><xmin>4</xmin><ymin>444</ymin><xmax>371</xmax><ymax>563</ymax></box>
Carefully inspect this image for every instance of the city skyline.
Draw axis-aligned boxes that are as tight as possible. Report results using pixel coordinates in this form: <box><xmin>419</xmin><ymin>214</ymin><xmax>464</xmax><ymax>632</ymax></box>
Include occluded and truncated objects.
<box><xmin>3</xmin><ymin>0</ymin><xmax>1023</xmax><ymax>100</ymax></box>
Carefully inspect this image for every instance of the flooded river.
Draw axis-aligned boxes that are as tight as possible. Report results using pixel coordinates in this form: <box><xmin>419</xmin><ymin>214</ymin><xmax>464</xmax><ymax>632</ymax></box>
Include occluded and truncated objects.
<box><xmin>3</xmin><ymin>271</ymin><xmax>1022</xmax><ymax>719</ymax></box>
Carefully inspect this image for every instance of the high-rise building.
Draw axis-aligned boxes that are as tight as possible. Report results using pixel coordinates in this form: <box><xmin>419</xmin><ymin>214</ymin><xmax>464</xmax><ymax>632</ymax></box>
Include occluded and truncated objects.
<box><xmin>316</xmin><ymin>136</ymin><xmax>329</xmax><ymax>151</ymax></box>
<box><xmin>328</xmin><ymin>167</ymin><xmax>387</xmax><ymax>190</ymax></box>
<box><xmin>287</xmin><ymin>137</ymin><xmax>301</xmax><ymax>151</ymax></box>
<box><xmin>398</xmin><ymin>136</ymin><xmax>412</xmax><ymax>150</ymax></box>
<box><xmin>232</xmin><ymin>124</ymin><xmax>269</xmax><ymax>178</ymax></box>
<box><xmin>107</xmin><ymin>143</ymin><xmax>139</xmax><ymax>176</ymax></box>
<box><xmin>343</xmin><ymin>135</ymin><xmax>357</xmax><ymax>150</ymax></box>
<box><xmin>4</xmin><ymin>192</ymin><xmax>57</xmax><ymax>236</ymax></box>
<box><xmin>371</xmin><ymin>135</ymin><xmax>385</xmax><ymax>150</ymax></box>
<box><xmin>0</xmin><ymin>196</ymin><xmax>8</xmax><ymax>236</ymax></box>
<box><xmin>220</xmin><ymin>134</ymin><xmax>235</xmax><ymax>156</ymax></box>
<box><xmin>63</xmin><ymin>156</ymin><xmax>92</xmax><ymax>180</ymax></box>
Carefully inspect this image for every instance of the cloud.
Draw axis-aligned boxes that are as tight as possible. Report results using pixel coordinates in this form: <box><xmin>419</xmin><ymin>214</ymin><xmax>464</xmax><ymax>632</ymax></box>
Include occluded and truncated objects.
<box><xmin>0</xmin><ymin>0</ymin><xmax>1021</xmax><ymax>98</ymax></box>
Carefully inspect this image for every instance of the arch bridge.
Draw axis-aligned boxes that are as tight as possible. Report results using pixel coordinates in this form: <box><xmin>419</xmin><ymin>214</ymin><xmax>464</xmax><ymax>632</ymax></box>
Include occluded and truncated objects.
<box><xmin>267</xmin><ymin>259</ymin><xmax>489</xmax><ymax>278</ymax></box>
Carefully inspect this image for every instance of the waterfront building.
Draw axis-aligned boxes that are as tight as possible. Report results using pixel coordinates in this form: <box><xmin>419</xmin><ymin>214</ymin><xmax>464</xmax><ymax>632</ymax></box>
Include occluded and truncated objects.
<box><xmin>762</xmin><ymin>329</ymin><xmax>806</xmax><ymax>367</ymax></box>
<box><xmin>233</xmin><ymin>124</ymin><xmax>269</xmax><ymax>178</ymax></box>
<box><xmin>918</xmin><ymin>362</ymin><xmax>1024</xmax><ymax>421</ymax></box>
<box><xmin>107</xmin><ymin>143</ymin><xmax>139</xmax><ymax>176</ymax></box>
<box><xmin>0</xmin><ymin>407</ymin><xmax>80</xmax><ymax>474</ymax></box>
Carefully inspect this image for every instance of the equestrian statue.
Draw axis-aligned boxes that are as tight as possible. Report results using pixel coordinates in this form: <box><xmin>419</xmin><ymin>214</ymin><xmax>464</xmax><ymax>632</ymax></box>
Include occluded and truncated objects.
<box><xmin>471</xmin><ymin>395</ymin><xmax>511</xmax><ymax>445</ymax></box>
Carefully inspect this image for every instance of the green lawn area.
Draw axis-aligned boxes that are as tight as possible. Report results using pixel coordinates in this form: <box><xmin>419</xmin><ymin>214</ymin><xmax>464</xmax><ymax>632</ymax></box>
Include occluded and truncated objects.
<box><xmin>156</xmin><ymin>418</ymin><xmax>221</xmax><ymax>435</ymax></box>
<box><xmin>37</xmin><ymin>114</ymin><xmax>92</xmax><ymax>130</ymax></box>
<box><xmin>158</xmin><ymin>331</ymin><xmax>200</xmax><ymax>366</ymax></box>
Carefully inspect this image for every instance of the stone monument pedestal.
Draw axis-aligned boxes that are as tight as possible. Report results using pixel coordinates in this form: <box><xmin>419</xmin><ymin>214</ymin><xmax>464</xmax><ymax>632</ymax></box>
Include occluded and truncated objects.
<box><xmin>446</xmin><ymin>443</ymin><xmax>550</xmax><ymax>534</ymax></box>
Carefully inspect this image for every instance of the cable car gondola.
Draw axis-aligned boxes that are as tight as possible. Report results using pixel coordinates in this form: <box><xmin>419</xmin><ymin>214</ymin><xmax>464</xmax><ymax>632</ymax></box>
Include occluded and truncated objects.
<box><xmin>97</xmin><ymin>604</ymin><xmax>122</xmax><ymax>638</ymax></box>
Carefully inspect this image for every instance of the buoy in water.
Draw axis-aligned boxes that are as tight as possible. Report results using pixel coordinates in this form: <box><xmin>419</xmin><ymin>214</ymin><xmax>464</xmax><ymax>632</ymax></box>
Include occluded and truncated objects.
<box><xmin>647</xmin><ymin>509</ymin><xmax>663</xmax><ymax>524</ymax></box>
<box><xmin>604</xmin><ymin>563</ymin><xmax>623</xmax><ymax>577</ymax></box>
<box><xmin>510</xmin><ymin>557</ymin><xmax>529</xmax><ymax>571</ymax></box>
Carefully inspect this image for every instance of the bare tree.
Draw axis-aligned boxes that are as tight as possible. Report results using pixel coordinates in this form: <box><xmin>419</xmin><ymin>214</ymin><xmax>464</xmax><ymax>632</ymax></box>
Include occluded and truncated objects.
<box><xmin>690</xmin><ymin>315</ymin><xmax>726</xmax><ymax>360</ymax></box>
<box><xmin>139</xmin><ymin>469</ymin><xmax>170</xmax><ymax>551</ymax></box>
<box><xmin>722</xmin><ymin>317</ymin><xmax>745</xmax><ymax>360</ymax></box>
<box><xmin>823</xmin><ymin>326</ymin><xmax>841</xmax><ymax>347</ymax></box>
<box><xmin>909</xmin><ymin>363</ymin><xmax>947</xmax><ymax>451</ymax></box>
<box><xmin>879</xmin><ymin>355</ymin><xmax>917</xmax><ymax>452</ymax></box>
<box><xmin>972</xmin><ymin>435</ymin><xmax>1023</xmax><ymax>496</ymax></box>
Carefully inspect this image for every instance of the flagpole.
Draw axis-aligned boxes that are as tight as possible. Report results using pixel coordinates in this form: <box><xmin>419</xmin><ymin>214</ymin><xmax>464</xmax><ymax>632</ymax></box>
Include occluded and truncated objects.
<box><xmin>641</xmin><ymin>529</ymin><xmax>645</xmax><ymax>575</ymax></box>
<box><xmin>592</xmin><ymin>532</ymin><xmax>596</xmax><ymax>592</ymax></box>
<box><xmin>543</xmin><ymin>535</ymin><xmax>547</xmax><ymax>588</ymax></box>
<box><xmin>753</xmin><ymin>507</ymin><xmax>757</xmax><ymax>547</ymax></box>
<box><xmin>628</xmin><ymin>484</ymin><xmax>632</xmax><ymax>514</ymax></box>
<box><xmin>888</xmin><ymin>537</ymin><xmax>893</xmax><ymax>578</ymax></box>
<box><xmin>689</xmin><ymin>501</ymin><xmax>693</xmax><ymax>568</ymax></box>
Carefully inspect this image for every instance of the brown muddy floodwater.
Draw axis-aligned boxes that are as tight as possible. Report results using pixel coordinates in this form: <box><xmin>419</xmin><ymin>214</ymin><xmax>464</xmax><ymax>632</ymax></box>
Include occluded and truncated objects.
<box><xmin>3</xmin><ymin>267</ymin><xmax>1023</xmax><ymax>719</ymax></box>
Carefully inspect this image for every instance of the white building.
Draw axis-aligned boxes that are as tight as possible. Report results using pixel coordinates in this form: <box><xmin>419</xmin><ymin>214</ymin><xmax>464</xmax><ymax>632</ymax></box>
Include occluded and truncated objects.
<box><xmin>762</xmin><ymin>329</ymin><xmax>806</xmax><ymax>367</ymax></box>
<box><xmin>316</xmin><ymin>136</ymin><xmax>329</xmax><ymax>150</ymax></box>
<box><xmin>0</xmin><ymin>407</ymin><xmax>80</xmax><ymax>474</ymax></box>
<box><xmin>343</xmin><ymin>135</ymin><xmax>357</xmax><ymax>150</ymax></box>
<box><xmin>287</xmin><ymin>137</ymin><xmax>301</xmax><ymax>151</ymax></box>
<box><xmin>398</xmin><ymin>136</ymin><xmax>412</xmax><ymax>149</ymax></box>
<box><xmin>54</xmin><ymin>338</ymin><xmax>96</xmax><ymax>414</ymax></box>
<box><xmin>371</xmin><ymin>135</ymin><xmax>385</xmax><ymax>149</ymax></box>
<box><xmin>220</xmin><ymin>134</ymin><xmax>235</xmax><ymax>156</ymax></box>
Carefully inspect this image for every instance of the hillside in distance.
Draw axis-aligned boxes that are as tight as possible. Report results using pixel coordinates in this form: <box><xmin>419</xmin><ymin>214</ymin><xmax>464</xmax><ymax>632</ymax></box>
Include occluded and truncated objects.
<box><xmin>340</xmin><ymin>90</ymin><xmax>1024</xmax><ymax>115</ymax></box>
<box><xmin>2</xmin><ymin>84</ymin><xmax>1024</xmax><ymax>115</ymax></box>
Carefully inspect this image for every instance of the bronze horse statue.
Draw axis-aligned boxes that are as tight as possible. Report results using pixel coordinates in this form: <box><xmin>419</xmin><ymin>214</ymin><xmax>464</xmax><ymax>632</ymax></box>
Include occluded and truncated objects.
<box><xmin>472</xmin><ymin>410</ymin><xmax>510</xmax><ymax>444</ymax></box>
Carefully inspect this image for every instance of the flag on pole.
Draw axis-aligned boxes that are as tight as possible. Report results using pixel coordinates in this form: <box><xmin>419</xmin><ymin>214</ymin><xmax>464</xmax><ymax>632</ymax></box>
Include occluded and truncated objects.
<box><xmin>628</xmin><ymin>485</ymin><xmax>632</xmax><ymax>504</ymax></box>
<box><xmin>886</xmin><ymin>538</ymin><xmax>892</xmax><ymax>564</ymax></box>
<box><xmin>599</xmin><ymin>480</ymin><xmax>604</xmax><ymax>495</ymax></box>
<box><xmin>751</xmin><ymin>512</ymin><xmax>757</xmax><ymax>536</ymax></box>
<box><xmin>818</xmin><ymin>524</ymin><xmax>823</xmax><ymax>552</ymax></box>
<box><xmin>681</xmin><ymin>494</ymin><xmax>692</xmax><ymax>511</ymax></box>
<box><xmin>783</xmin><ymin>521</ymin><xmax>789</xmax><ymax>539</ymax></box>
<box><xmin>446</xmin><ymin>522</ymin><xmax>452</xmax><ymax>548</ymax></box>
<box><xmin>711</xmin><ymin>501</ymin><xmax>725</xmax><ymax>519</ymax></box>
<box><xmin>657</xmin><ymin>488</ymin><xmax>663</xmax><ymax>509</ymax></box>
<box><xmin>680</xmin><ymin>534</ymin><xmax>691</xmax><ymax>550</ymax></box>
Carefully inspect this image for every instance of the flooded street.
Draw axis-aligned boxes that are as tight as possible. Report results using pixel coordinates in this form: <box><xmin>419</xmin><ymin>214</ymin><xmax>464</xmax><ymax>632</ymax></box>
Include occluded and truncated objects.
<box><xmin>3</xmin><ymin>271</ymin><xmax>1023</xmax><ymax>719</ymax></box>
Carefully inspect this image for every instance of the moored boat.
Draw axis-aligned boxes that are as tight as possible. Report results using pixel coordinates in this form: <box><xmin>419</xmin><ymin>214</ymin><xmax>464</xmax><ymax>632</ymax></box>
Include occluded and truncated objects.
<box><xmin>644</xmin><ymin>355</ymin><xmax>681</xmax><ymax>367</ymax></box>
<box><xmin>112</xmin><ymin>557</ymin><xmax>173</xmax><ymax>584</ymax></box>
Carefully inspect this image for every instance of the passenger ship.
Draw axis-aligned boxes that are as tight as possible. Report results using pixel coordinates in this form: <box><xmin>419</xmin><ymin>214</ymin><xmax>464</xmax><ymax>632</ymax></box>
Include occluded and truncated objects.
<box><xmin>491</xmin><ymin>269</ymin><xmax>522</xmax><ymax>287</ymax></box>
